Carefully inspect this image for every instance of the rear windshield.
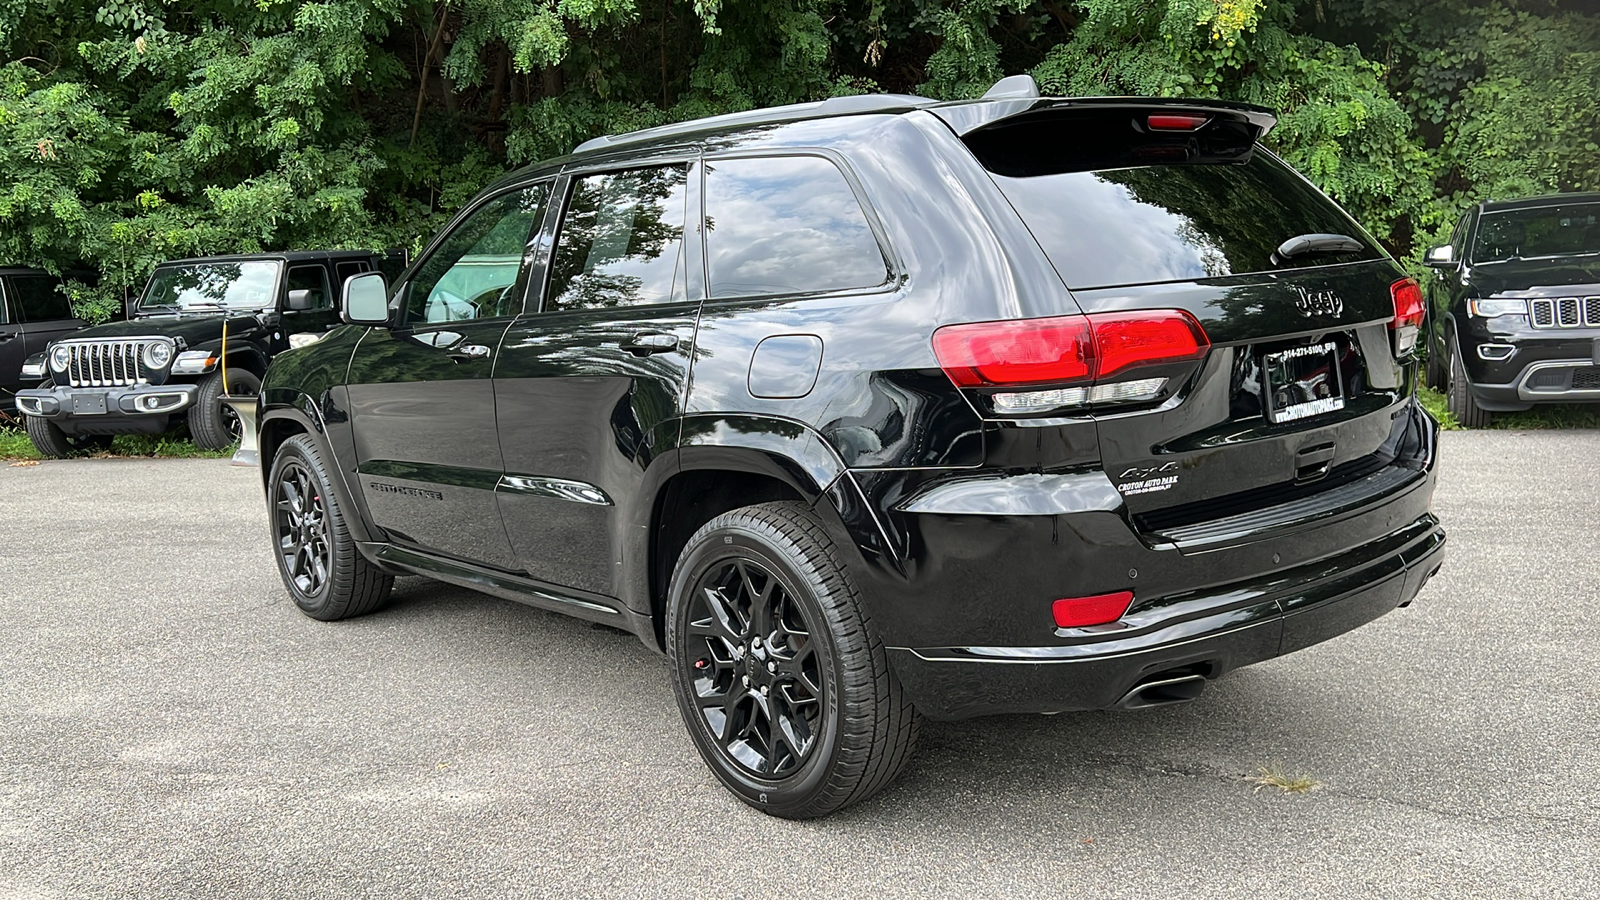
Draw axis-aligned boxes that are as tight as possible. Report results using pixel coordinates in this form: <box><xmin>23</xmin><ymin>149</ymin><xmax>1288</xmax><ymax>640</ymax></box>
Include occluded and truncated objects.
<box><xmin>1472</xmin><ymin>203</ymin><xmax>1600</xmax><ymax>263</ymax></box>
<box><xmin>967</xmin><ymin>115</ymin><xmax>1382</xmax><ymax>289</ymax></box>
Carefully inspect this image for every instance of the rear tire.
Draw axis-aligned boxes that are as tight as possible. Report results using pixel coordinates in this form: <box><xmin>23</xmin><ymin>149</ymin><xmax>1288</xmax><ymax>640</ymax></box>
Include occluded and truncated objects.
<box><xmin>666</xmin><ymin>501</ymin><xmax>921</xmax><ymax>819</ymax></box>
<box><xmin>1447</xmin><ymin>338</ymin><xmax>1492</xmax><ymax>429</ymax></box>
<box><xmin>267</xmin><ymin>433</ymin><xmax>392</xmax><ymax>620</ymax></box>
<box><xmin>189</xmin><ymin>368</ymin><xmax>260</xmax><ymax>451</ymax></box>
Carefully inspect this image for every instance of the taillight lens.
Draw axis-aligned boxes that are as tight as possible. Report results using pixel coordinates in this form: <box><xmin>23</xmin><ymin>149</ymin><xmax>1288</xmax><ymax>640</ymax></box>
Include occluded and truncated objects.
<box><xmin>1391</xmin><ymin>278</ymin><xmax>1424</xmax><ymax>356</ymax></box>
<box><xmin>1052</xmin><ymin>590</ymin><xmax>1134</xmax><ymax>628</ymax></box>
<box><xmin>1147</xmin><ymin>114</ymin><xmax>1208</xmax><ymax>131</ymax></box>
<box><xmin>933</xmin><ymin>310</ymin><xmax>1209</xmax><ymax>413</ymax></box>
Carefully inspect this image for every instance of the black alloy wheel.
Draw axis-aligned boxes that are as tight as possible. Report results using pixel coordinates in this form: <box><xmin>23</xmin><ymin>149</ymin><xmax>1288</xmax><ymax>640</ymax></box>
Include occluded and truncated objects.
<box><xmin>667</xmin><ymin>501</ymin><xmax>921</xmax><ymax>819</ymax></box>
<box><xmin>1446</xmin><ymin>336</ymin><xmax>1492</xmax><ymax>429</ymax></box>
<box><xmin>189</xmin><ymin>368</ymin><xmax>261</xmax><ymax>450</ymax></box>
<box><xmin>266</xmin><ymin>434</ymin><xmax>392</xmax><ymax>620</ymax></box>
<box><xmin>682</xmin><ymin>556</ymin><xmax>826</xmax><ymax>778</ymax></box>
<box><xmin>275</xmin><ymin>458</ymin><xmax>331</xmax><ymax>598</ymax></box>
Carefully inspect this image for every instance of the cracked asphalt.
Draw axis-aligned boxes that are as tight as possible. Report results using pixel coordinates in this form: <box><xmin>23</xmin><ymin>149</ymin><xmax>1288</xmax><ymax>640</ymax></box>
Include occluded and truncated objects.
<box><xmin>2</xmin><ymin>429</ymin><xmax>1597</xmax><ymax>899</ymax></box>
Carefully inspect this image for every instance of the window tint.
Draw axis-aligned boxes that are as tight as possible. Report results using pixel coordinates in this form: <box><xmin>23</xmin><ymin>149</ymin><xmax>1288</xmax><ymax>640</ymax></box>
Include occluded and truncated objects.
<box><xmin>971</xmin><ymin>117</ymin><xmax>1380</xmax><ymax>289</ymax></box>
<box><xmin>547</xmin><ymin>165</ymin><xmax>689</xmax><ymax>311</ymax></box>
<box><xmin>286</xmin><ymin>265</ymin><xmax>332</xmax><ymax>310</ymax></box>
<box><xmin>1471</xmin><ymin>203</ymin><xmax>1600</xmax><ymax>262</ymax></box>
<box><xmin>703</xmin><ymin>156</ymin><xmax>888</xmax><ymax>299</ymax></box>
<box><xmin>408</xmin><ymin>183</ymin><xmax>549</xmax><ymax>324</ymax></box>
<box><xmin>11</xmin><ymin>275</ymin><xmax>73</xmax><ymax>322</ymax></box>
<box><xmin>335</xmin><ymin>260</ymin><xmax>367</xmax><ymax>286</ymax></box>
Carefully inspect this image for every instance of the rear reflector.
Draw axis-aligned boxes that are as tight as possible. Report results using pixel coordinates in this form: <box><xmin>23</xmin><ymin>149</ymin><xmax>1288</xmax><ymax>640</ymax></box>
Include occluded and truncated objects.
<box><xmin>1147</xmin><ymin>114</ymin><xmax>1209</xmax><ymax>131</ymax></box>
<box><xmin>1390</xmin><ymin>278</ymin><xmax>1425</xmax><ymax>355</ymax></box>
<box><xmin>933</xmin><ymin>310</ymin><xmax>1209</xmax><ymax>389</ymax></box>
<box><xmin>1052</xmin><ymin>591</ymin><xmax>1134</xmax><ymax>628</ymax></box>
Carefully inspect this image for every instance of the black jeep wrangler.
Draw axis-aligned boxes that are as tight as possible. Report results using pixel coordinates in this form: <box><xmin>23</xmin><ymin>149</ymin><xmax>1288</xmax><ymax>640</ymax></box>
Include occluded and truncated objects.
<box><xmin>15</xmin><ymin>250</ymin><xmax>387</xmax><ymax>456</ymax></box>
<box><xmin>242</xmin><ymin>76</ymin><xmax>1444</xmax><ymax>817</ymax></box>
<box><xmin>1423</xmin><ymin>192</ymin><xmax>1600</xmax><ymax>427</ymax></box>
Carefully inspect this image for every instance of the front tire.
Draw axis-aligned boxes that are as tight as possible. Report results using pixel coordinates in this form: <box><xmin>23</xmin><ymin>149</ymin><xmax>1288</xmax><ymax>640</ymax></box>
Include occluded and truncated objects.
<box><xmin>1446</xmin><ymin>338</ymin><xmax>1492</xmax><ymax>429</ymax></box>
<box><xmin>666</xmin><ymin>501</ymin><xmax>921</xmax><ymax>819</ymax></box>
<box><xmin>189</xmin><ymin>368</ymin><xmax>261</xmax><ymax>450</ymax></box>
<box><xmin>267</xmin><ymin>434</ymin><xmax>393</xmax><ymax>620</ymax></box>
<box><xmin>23</xmin><ymin>380</ymin><xmax>114</xmax><ymax>458</ymax></box>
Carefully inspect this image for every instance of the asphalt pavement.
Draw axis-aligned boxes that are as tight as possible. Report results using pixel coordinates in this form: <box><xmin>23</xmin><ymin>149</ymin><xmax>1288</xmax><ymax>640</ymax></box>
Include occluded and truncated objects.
<box><xmin>1</xmin><ymin>430</ymin><xmax>1596</xmax><ymax>899</ymax></box>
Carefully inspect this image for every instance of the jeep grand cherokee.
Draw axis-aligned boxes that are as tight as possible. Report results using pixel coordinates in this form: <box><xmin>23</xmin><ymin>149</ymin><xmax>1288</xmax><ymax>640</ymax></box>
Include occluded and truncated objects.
<box><xmin>239</xmin><ymin>75</ymin><xmax>1445</xmax><ymax>818</ymax></box>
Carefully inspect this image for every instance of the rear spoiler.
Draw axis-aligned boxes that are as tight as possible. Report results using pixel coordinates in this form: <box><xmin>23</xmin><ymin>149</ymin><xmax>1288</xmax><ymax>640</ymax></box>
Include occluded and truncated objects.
<box><xmin>932</xmin><ymin>75</ymin><xmax>1276</xmax><ymax>140</ymax></box>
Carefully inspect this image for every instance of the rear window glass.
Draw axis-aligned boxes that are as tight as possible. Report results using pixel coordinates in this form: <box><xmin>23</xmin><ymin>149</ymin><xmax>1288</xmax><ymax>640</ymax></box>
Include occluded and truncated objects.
<box><xmin>969</xmin><ymin>115</ymin><xmax>1381</xmax><ymax>289</ymax></box>
<box><xmin>1472</xmin><ymin>203</ymin><xmax>1600</xmax><ymax>263</ymax></box>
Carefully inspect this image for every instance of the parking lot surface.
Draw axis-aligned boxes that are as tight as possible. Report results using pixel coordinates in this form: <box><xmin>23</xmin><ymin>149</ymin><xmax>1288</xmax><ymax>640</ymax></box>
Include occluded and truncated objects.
<box><xmin>2</xmin><ymin>430</ymin><xmax>1597</xmax><ymax>899</ymax></box>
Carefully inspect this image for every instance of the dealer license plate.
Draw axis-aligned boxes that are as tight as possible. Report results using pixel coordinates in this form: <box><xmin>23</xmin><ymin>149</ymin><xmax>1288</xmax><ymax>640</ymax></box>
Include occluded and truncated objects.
<box><xmin>1263</xmin><ymin>341</ymin><xmax>1344</xmax><ymax>424</ymax></box>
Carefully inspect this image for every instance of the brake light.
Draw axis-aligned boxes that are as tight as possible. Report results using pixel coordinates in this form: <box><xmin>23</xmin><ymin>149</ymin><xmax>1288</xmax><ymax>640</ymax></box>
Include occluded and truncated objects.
<box><xmin>1052</xmin><ymin>591</ymin><xmax>1134</xmax><ymax>628</ymax></box>
<box><xmin>1391</xmin><ymin>278</ymin><xmax>1424</xmax><ymax>355</ymax></box>
<box><xmin>1148</xmin><ymin>114</ymin><xmax>1208</xmax><ymax>131</ymax></box>
<box><xmin>933</xmin><ymin>310</ymin><xmax>1209</xmax><ymax>413</ymax></box>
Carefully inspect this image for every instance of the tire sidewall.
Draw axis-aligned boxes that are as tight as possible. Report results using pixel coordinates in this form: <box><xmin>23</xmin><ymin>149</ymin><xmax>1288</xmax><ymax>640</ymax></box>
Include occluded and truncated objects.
<box><xmin>191</xmin><ymin>368</ymin><xmax>261</xmax><ymax>450</ymax></box>
<box><xmin>267</xmin><ymin>435</ymin><xmax>344</xmax><ymax>617</ymax></box>
<box><xmin>666</xmin><ymin>520</ymin><xmax>846</xmax><ymax>814</ymax></box>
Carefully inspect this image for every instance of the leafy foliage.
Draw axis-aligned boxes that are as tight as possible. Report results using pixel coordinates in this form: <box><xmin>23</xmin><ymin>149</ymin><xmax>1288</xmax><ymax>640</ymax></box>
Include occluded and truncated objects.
<box><xmin>3</xmin><ymin>0</ymin><xmax>1598</xmax><ymax>318</ymax></box>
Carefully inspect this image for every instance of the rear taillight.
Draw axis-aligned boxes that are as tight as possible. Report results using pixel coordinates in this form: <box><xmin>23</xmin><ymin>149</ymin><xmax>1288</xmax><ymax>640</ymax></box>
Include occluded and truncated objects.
<box><xmin>933</xmin><ymin>310</ymin><xmax>1209</xmax><ymax>414</ymax></box>
<box><xmin>1147</xmin><ymin>114</ymin><xmax>1208</xmax><ymax>131</ymax></box>
<box><xmin>1391</xmin><ymin>278</ymin><xmax>1425</xmax><ymax>356</ymax></box>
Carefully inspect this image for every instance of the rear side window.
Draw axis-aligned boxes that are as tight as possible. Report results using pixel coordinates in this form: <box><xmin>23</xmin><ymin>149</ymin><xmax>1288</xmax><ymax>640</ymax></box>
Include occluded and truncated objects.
<box><xmin>10</xmin><ymin>275</ymin><xmax>72</xmax><ymax>322</ymax></box>
<box><xmin>968</xmin><ymin>114</ymin><xmax>1382</xmax><ymax>289</ymax></box>
<box><xmin>703</xmin><ymin>155</ymin><xmax>888</xmax><ymax>298</ymax></box>
<box><xmin>335</xmin><ymin>260</ymin><xmax>367</xmax><ymax>286</ymax></box>
<box><xmin>547</xmin><ymin>165</ymin><xmax>690</xmax><ymax>311</ymax></box>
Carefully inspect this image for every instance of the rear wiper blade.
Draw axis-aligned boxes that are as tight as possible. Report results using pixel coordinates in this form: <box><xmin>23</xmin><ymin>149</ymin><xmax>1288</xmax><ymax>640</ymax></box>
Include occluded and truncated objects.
<box><xmin>1272</xmin><ymin>233</ymin><xmax>1364</xmax><ymax>265</ymax></box>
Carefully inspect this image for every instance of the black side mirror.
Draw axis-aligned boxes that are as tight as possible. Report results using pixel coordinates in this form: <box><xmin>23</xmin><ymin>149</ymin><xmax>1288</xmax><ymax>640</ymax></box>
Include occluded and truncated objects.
<box><xmin>286</xmin><ymin>289</ymin><xmax>313</xmax><ymax>311</ymax></box>
<box><xmin>341</xmin><ymin>272</ymin><xmax>391</xmax><ymax>326</ymax></box>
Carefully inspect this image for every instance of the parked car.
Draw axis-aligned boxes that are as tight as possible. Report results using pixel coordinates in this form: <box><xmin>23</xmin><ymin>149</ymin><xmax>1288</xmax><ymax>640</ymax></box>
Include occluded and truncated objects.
<box><xmin>1</xmin><ymin>267</ymin><xmax>87</xmax><ymax>410</ymax></box>
<box><xmin>241</xmin><ymin>75</ymin><xmax>1446</xmax><ymax>818</ymax></box>
<box><xmin>1423</xmin><ymin>192</ymin><xmax>1600</xmax><ymax>427</ymax></box>
<box><xmin>14</xmin><ymin>250</ymin><xmax>386</xmax><ymax>456</ymax></box>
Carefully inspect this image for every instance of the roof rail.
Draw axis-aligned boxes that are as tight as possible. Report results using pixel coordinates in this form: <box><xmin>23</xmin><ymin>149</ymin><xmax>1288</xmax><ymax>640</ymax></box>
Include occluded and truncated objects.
<box><xmin>573</xmin><ymin>92</ymin><xmax>935</xmax><ymax>155</ymax></box>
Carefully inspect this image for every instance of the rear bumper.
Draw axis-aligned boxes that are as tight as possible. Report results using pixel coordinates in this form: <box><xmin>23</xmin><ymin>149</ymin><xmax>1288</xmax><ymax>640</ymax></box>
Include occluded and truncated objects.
<box><xmin>15</xmin><ymin>384</ymin><xmax>195</xmax><ymax>434</ymax></box>
<box><xmin>888</xmin><ymin>514</ymin><xmax>1443</xmax><ymax>719</ymax></box>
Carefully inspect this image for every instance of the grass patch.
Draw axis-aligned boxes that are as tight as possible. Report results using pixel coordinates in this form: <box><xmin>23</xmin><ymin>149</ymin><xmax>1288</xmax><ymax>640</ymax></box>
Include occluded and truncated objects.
<box><xmin>0</xmin><ymin>412</ymin><xmax>231</xmax><ymax>461</ymax></box>
<box><xmin>1416</xmin><ymin>384</ymin><xmax>1600</xmax><ymax>431</ymax></box>
<box><xmin>1250</xmin><ymin>763</ymin><xmax>1321</xmax><ymax>794</ymax></box>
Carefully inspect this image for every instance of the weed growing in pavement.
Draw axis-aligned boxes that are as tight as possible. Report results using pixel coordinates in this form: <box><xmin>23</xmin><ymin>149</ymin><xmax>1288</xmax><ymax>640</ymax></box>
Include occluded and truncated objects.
<box><xmin>1250</xmin><ymin>763</ymin><xmax>1321</xmax><ymax>794</ymax></box>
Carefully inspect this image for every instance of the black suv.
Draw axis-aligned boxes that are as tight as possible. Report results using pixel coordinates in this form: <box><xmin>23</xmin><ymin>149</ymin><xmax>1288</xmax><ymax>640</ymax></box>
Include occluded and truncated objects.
<box><xmin>2</xmin><ymin>267</ymin><xmax>87</xmax><ymax>410</ymax></box>
<box><xmin>1423</xmin><ymin>192</ymin><xmax>1600</xmax><ymax>427</ymax></box>
<box><xmin>15</xmin><ymin>250</ymin><xmax>386</xmax><ymax>456</ymax></box>
<box><xmin>243</xmin><ymin>76</ymin><xmax>1445</xmax><ymax>818</ymax></box>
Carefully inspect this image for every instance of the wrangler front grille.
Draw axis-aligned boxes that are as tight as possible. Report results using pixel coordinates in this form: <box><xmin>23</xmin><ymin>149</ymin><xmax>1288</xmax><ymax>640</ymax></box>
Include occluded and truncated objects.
<box><xmin>1529</xmin><ymin>297</ymin><xmax>1600</xmax><ymax>329</ymax></box>
<box><xmin>60</xmin><ymin>340</ymin><xmax>156</xmax><ymax>388</ymax></box>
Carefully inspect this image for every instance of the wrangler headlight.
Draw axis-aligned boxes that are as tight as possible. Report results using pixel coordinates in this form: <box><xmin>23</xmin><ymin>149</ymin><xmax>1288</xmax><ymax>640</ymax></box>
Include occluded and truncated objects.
<box><xmin>50</xmin><ymin>344</ymin><xmax>71</xmax><ymax>371</ymax></box>
<box><xmin>143</xmin><ymin>341</ymin><xmax>174</xmax><ymax>369</ymax></box>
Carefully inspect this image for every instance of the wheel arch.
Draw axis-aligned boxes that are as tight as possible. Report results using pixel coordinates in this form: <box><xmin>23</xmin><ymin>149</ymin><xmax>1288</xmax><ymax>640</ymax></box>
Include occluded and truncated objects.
<box><xmin>259</xmin><ymin>394</ymin><xmax>380</xmax><ymax>545</ymax></box>
<box><xmin>641</xmin><ymin>416</ymin><xmax>885</xmax><ymax>652</ymax></box>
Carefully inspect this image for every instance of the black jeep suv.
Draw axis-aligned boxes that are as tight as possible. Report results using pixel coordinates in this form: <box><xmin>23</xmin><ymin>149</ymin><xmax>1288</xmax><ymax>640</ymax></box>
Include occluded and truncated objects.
<box><xmin>1423</xmin><ymin>192</ymin><xmax>1600</xmax><ymax>427</ymax></box>
<box><xmin>243</xmin><ymin>76</ymin><xmax>1445</xmax><ymax>818</ymax></box>
<box><xmin>15</xmin><ymin>250</ymin><xmax>386</xmax><ymax>456</ymax></box>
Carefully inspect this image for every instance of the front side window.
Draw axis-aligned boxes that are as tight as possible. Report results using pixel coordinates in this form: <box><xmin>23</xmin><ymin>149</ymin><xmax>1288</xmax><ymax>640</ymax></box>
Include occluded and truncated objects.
<box><xmin>10</xmin><ymin>276</ymin><xmax>71</xmax><ymax>322</ymax></box>
<box><xmin>1471</xmin><ymin>203</ymin><xmax>1600</xmax><ymax>263</ymax></box>
<box><xmin>546</xmin><ymin>165</ymin><xmax>690</xmax><ymax>311</ymax></box>
<box><xmin>408</xmin><ymin>183</ymin><xmax>550</xmax><ymax>325</ymax></box>
<box><xmin>141</xmin><ymin>261</ymin><xmax>281</xmax><ymax>312</ymax></box>
<box><xmin>286</xmin><ymin>265</ymin><xmax>332</xmax><ymax>310</ymax></box>
<box><xmin>703</xmin><ymin>155</ymin><xmax>888</xmax><ymax>299</ymax></box>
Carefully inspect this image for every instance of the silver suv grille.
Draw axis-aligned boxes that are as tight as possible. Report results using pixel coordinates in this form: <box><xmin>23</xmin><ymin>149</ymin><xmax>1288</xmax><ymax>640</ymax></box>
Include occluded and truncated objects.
<box><xmin>61</xmin><ymin>340</ymin><xmax>155</xmax><ymax>388</ymax></box>
<box><xmin>1529</xmin><ymin>297</ymin><xmax>1600</xmax><ymax>329</ymax></box>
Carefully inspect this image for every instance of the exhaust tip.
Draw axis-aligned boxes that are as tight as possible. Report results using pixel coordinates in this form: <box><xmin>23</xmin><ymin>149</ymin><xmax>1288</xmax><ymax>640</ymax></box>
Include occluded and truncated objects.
<box><xmin>1117</xmin><ymin>672</ymin><xmax>1208</xmax><ymax>710</ymax></box>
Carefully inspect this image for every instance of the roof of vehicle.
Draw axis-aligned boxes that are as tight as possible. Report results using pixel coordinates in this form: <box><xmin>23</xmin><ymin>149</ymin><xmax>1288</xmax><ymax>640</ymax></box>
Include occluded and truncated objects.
<box><xmin>156</xmin><ymin>250</ymin><xmax>379</xmax><ymax>267</ymax></box>
<box><xmin>492</xmin><ymin>75</ymin><xmax>1277</xmax><ymax>187</ymax></box>
<box><xmin>1479</xmin><ymin>192</ymin><xmax>1600</xmax><ymax>213</ymax></box>
<box><xmin>0</xmin><ymin>266</ymin><xmax>53</xmax><ymax>277</ymax></box>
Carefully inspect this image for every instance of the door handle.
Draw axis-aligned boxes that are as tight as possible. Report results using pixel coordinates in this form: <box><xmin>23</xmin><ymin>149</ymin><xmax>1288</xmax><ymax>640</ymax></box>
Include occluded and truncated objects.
<box><xmin>621</xmin><ymin>332</ymin><xmax>678</xmax><ymax>355</ymax></box>
<box><xmin>448</xmin><ymin>344</ymin><xmax>492</xmax><ymax>363</ymax></box>
<box><xmin>0</xmin><ymin>332</ymin><xmax>17</xmax><ymax>343</ymax></box>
